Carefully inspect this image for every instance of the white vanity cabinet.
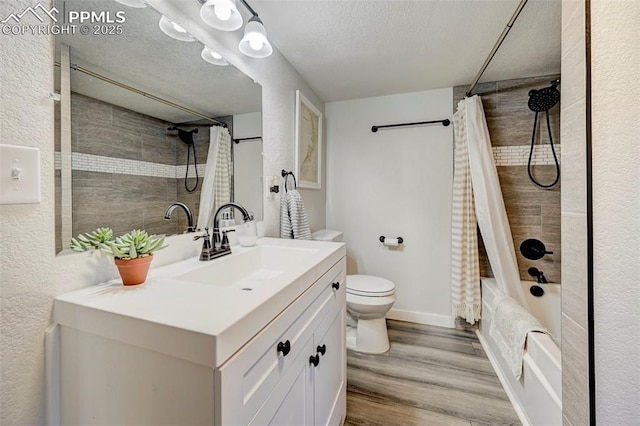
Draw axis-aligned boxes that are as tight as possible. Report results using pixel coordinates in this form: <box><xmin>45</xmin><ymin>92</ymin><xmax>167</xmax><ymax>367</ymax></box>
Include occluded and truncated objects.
<box><xmin>52</xmin><ymin>239</ymin><xmax>346</xmax><ymax>426</ymax></box>
<box><xmin>217</xmin><ymin>261</ymin><xmax>346</xmax><ymax>426</ymax></box>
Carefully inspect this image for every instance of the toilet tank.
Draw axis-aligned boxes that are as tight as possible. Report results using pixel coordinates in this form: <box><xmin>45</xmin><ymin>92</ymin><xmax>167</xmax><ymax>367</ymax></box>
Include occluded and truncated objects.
<box><xmin>311</xmin><ymin>230</ymin><xmax>343</xmax><ymax>242</ymax></box>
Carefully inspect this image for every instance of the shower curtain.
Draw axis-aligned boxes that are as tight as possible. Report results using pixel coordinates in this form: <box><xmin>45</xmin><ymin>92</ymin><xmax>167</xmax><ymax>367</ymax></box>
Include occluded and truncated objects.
<box><xmin>451</xmin><ymin>96</ymin><xmax>525</xmax><ymax>324</ymax></box>
<box><xmin>196</xmin><ymin>126</ymin><xmax>232</xmax><ymax>231</ymax></box>
<box><xmin>451</xmin><ymin>98</ymin><xmax>481</xmax><ymax>324</ymax></box>
<box><xmin>214</xmin><ymin>127</ymin><xmax>232</xmax><ymax>211</ymax></box>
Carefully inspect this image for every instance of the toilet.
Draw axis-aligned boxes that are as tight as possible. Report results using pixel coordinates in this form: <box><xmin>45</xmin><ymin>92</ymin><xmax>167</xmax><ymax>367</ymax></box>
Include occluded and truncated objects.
<box><xmin>311</xmin><ymin>230</ymin><xmax>396</xmax><ymax>354</ymax></box>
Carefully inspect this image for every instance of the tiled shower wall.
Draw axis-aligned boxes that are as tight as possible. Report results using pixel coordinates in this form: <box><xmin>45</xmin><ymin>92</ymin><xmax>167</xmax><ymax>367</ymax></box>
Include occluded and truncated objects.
<box><xmin>454</xmin><ymin>74</ymin><xmax>561</xmax><ymax>283</ymax></box>
<box><xmin>58</xmin><ymin>93</ymin><xmax>233</xmax><ymax>248</ymax></box>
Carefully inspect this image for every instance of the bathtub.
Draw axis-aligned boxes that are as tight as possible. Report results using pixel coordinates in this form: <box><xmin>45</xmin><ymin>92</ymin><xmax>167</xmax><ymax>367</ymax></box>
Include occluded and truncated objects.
<box><xmin>477</xmin><ymin>278</ymin><xmax>562</xmax><ymax>426</ymax></box>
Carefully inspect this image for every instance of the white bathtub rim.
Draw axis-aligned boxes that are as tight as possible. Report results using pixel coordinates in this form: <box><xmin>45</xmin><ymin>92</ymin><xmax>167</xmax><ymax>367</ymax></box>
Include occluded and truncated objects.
<box><xmin>528</xmin><ymin>332</ymin><xmax>561</xmax><ymax>371</ymax></box>
<box><xmin>479</xmin><ymin>277</ymin><xmax>562</xmax><ymax>425</ymax></box>
<box><xmin>476</xmin><ymin>330</ymin><xmax>532</xmax><ymax>426</ymax></box>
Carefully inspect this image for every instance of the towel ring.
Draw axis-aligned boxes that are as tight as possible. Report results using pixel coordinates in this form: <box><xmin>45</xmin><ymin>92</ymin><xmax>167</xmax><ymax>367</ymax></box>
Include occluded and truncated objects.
<box><xmin>281</xmin><ymin>169</ymin><xmax>297</xmax><ymax>192</ymax></box>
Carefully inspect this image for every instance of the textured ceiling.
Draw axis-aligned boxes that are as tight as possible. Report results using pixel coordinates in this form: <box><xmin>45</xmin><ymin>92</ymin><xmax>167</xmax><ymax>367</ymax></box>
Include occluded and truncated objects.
<box><xmin>55</xmin><ymin>0</ymin><xmax>561</xmax><ymax>113</ymax></box>
<box><xmin>252</xmin><ymin>0</ymin><xmax>561</xmax><ymax>102</ymax></box>
<box><xmin>55</xmin><ymin>0</ymin><xmax>262</xmax><ymax>123</ymax></box>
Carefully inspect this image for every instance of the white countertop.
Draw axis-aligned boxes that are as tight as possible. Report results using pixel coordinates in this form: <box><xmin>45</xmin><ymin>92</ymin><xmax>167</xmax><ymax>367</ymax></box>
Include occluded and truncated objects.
<box><xmin>54</xmin><ymin>238</ymin><xmax>346</xmax><ymax>368</ymax></box>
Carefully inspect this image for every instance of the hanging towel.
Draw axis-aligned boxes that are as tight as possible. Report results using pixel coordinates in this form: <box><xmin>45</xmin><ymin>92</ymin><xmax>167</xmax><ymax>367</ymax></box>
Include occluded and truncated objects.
<box><xmin>489</xmin><ymin>293</ymin><xmax>552</xmax><ymax>379</ymax></box>
<box><xmin>280</xmin><ymin>190</ymin><xmax>312</xmax><ymax>240</ymax></box>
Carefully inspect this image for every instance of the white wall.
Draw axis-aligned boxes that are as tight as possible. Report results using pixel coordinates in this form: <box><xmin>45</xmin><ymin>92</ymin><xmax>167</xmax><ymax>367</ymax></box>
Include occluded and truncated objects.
<box><xmin>591</xmin><ymin>0</ymin><xmax>640</xmax><ymax>423</ymax></box>
<box><xmin>326</xmin><ymin>88</ymin><xmax>454</xmax><ymax>327</ymax></box>
<box><xmin>0</xmin><ymin>1</ymin><xmax>324</xmax><ymax>423</ymax></box>
<box><xmin>233</xmin><ymin>112</ymin><xmax>263</xmax><ymax>220</ymax></box>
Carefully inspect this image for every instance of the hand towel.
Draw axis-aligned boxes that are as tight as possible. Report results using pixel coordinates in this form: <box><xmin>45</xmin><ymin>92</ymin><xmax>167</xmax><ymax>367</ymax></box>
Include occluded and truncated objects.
<box><xmin>280</xmin><ymin>190</ymin><xmax>312</xmax><ymax>240</ymax></box>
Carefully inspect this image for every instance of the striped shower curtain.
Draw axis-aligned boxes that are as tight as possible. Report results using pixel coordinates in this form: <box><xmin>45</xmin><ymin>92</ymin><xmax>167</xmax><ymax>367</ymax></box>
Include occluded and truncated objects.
<box><xmin>451</xmin><ymin>96</ymin><xmax>524</xmax><ymax>324</ymax></box>
<box><xmin>196</xmin><ymin>126</ymin><xmax>232</xmax><ymax>231</ymax></box>
<box><xmin>451</xmin><ymin>98</ymin><xmax>481</xmax><ymax>324</ymax></box>
<box><xmin>214</xmin><ymin>127</ymin><xmax>232</xmax><ymax>211</ymax></box>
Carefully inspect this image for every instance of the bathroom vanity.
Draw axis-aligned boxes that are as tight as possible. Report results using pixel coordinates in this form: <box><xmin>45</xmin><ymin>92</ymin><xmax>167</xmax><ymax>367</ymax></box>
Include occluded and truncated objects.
<box><xmin>52</xmin><ymin>238</ymin><xmax>346</xmax><ymax>425</ymax></box>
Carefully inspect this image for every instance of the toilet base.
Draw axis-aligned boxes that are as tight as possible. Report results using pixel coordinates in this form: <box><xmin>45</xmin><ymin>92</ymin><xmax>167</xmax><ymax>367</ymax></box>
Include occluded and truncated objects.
<box><xmin>346</xmin><ymin>317</ymin><xmax>390</xmax><ymax>354</ymax></box>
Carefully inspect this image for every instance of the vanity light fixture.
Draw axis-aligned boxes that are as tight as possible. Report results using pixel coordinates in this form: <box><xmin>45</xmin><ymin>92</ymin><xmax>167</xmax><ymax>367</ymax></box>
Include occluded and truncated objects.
<box><xmin>114</xmin><ymin>0</ymin><xmax>147</xmax><ymax>7</ymax></box>
<box><xmin>201</xmin><ymin>46</ymin><xmax>229</xmax><ymax>66</ymax></box>
<box><xmin>199</xmin><ymin>0</ymin><xmax>273</xmax><ymax>59</ymax></box>
<box><xmin>200</xmin><ymin>0</ymin><xmax>243</xmax><ymax>31</ymax></box>
<box><xmin>238</xmin><ymin>15</ymin><xmax>272</xmax><ymax>58</ymax></box>
<box><xmin>159</xmin><ymin>15</ymin><xmax>196</xmax><ymax>42</ymax></box>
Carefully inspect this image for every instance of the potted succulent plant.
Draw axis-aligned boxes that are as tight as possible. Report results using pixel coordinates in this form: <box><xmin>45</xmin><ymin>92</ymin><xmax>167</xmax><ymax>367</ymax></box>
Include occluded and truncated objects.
<box><xmin>71</xmin><ymin>228</ymin><xmax>167</xmax><ymax>286</ymax></box>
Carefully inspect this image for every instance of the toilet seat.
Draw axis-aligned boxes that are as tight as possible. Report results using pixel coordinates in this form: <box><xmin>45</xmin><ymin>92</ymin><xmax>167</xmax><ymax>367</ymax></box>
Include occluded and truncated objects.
<box><xmin>347</xmin><ymin>275</ymin><xmax>396</xmax><ymax>297</ymax></box>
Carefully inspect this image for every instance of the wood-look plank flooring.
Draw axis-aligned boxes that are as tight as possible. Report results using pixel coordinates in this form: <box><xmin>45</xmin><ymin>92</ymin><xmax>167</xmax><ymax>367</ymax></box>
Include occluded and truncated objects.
<box><xmin>345</xmin><ymin>320</ymin><xmax>521</xmax><ymax>426</ymax></box>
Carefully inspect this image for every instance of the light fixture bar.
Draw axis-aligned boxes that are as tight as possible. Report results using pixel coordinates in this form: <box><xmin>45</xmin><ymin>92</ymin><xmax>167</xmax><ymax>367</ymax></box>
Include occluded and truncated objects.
<box><xmin>236</xmin><ymin>0</ymin><xmax>258</xmax><ymax>17</ymax></box>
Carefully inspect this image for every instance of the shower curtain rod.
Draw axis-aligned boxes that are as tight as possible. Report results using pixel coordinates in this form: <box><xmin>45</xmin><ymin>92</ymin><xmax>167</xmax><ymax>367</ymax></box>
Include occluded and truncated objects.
<box><xmin>465</xmin><ymin>0</ymin><xmax>529</xmax><ymax>97</ymax></box>
<box><xmin>54</xmin><ymin>62</ymin><xmax>225</xmax><ymax>126</ymax></box>
<box><xmin>371</xmin><ymin>119</ymin><xmax>450</xmax><ymax>133</ymax></box>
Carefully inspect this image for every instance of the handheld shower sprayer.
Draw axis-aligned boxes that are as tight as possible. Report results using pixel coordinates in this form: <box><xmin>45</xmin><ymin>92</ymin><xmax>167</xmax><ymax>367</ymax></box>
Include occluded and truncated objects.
<box><xmin>527</xmin><ymin>79</ymin><xmax>561</xmax><ymax>189</ymax></box>
<box><xmin>168</xmin><ymin>127</ymin><xmax>200</xmax><ymax>193</ymax></box>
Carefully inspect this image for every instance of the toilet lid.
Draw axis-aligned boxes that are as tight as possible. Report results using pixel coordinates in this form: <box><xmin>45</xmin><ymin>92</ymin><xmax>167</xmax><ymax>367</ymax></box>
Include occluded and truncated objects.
<box><xmin>346</xmin><ymin>275</ymin><xmax>396</xmax><ymax>297</ymax></box>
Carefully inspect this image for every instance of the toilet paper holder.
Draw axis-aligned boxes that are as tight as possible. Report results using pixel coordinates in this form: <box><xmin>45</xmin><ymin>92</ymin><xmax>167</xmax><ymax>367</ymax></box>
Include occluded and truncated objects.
<box><xmin>379</xmin><ymin>236</ymin><xmax>404</xmax><ymax>245</ymax></box>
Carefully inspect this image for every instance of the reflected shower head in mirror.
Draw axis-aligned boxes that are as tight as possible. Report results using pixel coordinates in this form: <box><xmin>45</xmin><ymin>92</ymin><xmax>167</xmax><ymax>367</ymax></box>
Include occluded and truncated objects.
<box><xmin>168</xmin><ymin>127</ymin><xmax>200</xmax><ymax>192</ymax></box>
<box><xmin>167</xmin><ymin>127</ymin><xmax>198</xmax><ymax>146</ymax></box>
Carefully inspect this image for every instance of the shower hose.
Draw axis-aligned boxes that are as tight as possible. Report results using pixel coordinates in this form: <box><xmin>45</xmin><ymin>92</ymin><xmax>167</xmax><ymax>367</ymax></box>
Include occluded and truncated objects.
<box><xmin>185</xmin><ymin>142</ymin><xmax>199</xmax><ymax>192</ymax></box>
<box><xmin>528</xmin><ymin>109</ymin><xmax>560</xmax><ymax>189</ymax></box>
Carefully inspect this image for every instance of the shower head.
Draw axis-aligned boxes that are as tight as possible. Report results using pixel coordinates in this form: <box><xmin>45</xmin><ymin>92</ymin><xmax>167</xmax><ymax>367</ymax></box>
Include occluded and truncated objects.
<box><xmin>528</xmin><ymin>80</ymin><xmax>561</xmax><ymax>112</ymax></box>
<box><xmin>167</xmin><ymin>127</ymin><xmax>198</xmax><ymax>146</ymax></box>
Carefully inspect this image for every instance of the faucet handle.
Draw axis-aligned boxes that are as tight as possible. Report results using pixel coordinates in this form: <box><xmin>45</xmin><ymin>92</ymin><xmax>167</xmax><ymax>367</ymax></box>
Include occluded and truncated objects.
<box><xmin>197</xmin><ymin>228</ymin><xmax>213</xmax><ymax>261</ymax></box>
<box><xmin>221</xmin><ymin>229</ymin><xmax>236</xmax><ymax>250</ymax></box>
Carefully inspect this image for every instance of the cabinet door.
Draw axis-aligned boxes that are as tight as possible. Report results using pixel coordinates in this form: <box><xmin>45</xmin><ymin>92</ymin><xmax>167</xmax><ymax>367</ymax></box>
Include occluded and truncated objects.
<box><xmin>249</xmin><ymin>336</ymin><xmax>314</xmax><ymax>426</ymax></box>
<box><xmin>313</xmin><ymin>308</ymin><xmax>346</xmax><ymax>426</ymax></box>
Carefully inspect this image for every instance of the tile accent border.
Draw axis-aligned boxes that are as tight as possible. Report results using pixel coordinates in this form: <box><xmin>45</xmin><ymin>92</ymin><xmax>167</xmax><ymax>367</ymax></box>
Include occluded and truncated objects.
<box><xmin>493</xmin><ymin>144</ymin><xmax>561</xmax><ymax>166</ymax></box>
<box><xmin>55</xmin><ymin>152</ymin><xmax>207</xmax><ymax>179</ymax></box>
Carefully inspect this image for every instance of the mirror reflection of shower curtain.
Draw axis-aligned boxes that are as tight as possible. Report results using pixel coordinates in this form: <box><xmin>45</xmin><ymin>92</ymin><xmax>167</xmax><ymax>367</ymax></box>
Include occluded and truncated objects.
<box><xmin>196</xmin><ymin>126</ymin><xmax>232</xmax><ymax>230</ymax></box>
<box><xmin>214</xmin><ymin>127</ymin><xmax>232</xmax><ymax>212</ymax></box>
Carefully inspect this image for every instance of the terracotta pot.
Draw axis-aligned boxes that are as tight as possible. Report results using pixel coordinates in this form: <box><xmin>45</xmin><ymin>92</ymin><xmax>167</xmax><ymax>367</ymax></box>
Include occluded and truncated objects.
<box><xmin>114</xmin><ymin>255</ymin><xmax>153</xmax><ymax>286</ymax></box>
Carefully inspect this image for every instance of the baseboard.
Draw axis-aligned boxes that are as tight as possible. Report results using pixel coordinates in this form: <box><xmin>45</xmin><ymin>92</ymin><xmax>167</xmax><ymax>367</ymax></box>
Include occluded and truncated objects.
<box><xmin>475</xmin><ymin>329</ymin><xmax>531</xmax><ymax>426</ymax></box>
<box><xmin>387</xmin><ymin>308</ymin><xmax>455</xmax><ymax>328</ymax></box>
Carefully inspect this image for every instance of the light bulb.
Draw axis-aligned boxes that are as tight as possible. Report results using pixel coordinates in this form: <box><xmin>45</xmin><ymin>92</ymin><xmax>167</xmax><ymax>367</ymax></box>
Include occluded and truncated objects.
<box><xmin>215</xmin><ymin>4</ymin><xmax>232</xmax><ymax>21</ymax></box>
<box><xmin>201</xmin><ymin>46</ymin><xmax>228</xmax><ymax>66</ymax></box>
<box><xmin>171</xmin><ymin>21</ymin><xmax>187</xmax><ymax>34</ymax></box>
<box><xmin>159</xmin><ymin>16</ymin><xmax>195</xmax><ymax>42</ymax></box>
<box><xmin>248</xmin><ymin>36</ymin><xmax>264</xmax><ymax>51</ymax></box>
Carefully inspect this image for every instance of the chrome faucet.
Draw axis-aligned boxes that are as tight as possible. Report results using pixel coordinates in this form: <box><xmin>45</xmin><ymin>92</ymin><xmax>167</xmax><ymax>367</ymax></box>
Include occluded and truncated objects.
<box><xmin>201</xmin><ymin>202</ymin><xmax>252</xmax><ymax>260</ymax></box>
<box><xmin>164</xmin><ymin>202</ymin><xmax>196</xmax><ymax>233</ymax></box>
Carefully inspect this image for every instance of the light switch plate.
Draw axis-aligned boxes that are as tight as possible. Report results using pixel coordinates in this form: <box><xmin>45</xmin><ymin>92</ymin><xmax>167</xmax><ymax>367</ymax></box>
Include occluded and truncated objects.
<box><xmin>0</xmin><ymin>144</ymin><xmax>41</xmax><ymax>204</ymax></box>
<box><xmin>265</xmin><ymin>175</ymin><xmax>279</xmax><ymax>198</ymax></box>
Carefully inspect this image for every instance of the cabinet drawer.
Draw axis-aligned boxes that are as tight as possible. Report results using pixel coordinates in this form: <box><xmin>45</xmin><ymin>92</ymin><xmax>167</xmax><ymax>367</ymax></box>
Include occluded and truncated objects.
<box><xmin>216</xmin><ymin>258</ymin><xmax>346</xmax><ymax>425</ymax></box>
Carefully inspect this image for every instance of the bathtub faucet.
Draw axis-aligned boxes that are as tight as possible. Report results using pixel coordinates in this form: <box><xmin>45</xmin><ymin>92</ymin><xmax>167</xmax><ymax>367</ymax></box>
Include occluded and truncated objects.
<box><xmin>527</xmin><ymin>267</ymin><xmax>548</xmax><ymax>284</ymax></box>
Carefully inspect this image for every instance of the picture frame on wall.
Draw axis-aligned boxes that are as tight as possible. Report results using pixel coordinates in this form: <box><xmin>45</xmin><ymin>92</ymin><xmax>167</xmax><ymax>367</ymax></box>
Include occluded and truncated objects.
<box><xmin>294</xmin><ymin>90</ymin><xmax>323</xmax><ymax>189</ymax></box>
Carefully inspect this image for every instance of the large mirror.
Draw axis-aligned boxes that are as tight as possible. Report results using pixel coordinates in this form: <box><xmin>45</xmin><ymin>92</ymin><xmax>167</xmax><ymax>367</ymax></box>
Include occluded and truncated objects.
<box><xmin>54</xmin><ymin>0</ymin><xmax>263</xmax><ymax>253</ymax></box>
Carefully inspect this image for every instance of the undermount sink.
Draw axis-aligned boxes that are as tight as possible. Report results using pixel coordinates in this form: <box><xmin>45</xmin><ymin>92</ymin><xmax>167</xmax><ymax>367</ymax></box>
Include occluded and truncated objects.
<box><xmin>173</xmin><ymin>244</ymin><xmax>320</xmax><ymax>290</ymax></box>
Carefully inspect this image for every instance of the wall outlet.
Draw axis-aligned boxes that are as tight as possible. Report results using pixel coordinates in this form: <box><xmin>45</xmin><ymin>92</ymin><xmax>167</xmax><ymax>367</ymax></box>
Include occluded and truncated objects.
<box><xmin>0</xmin><ymin>144</ymin><xmax>41</xmax><ymax>204</ymax></box>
